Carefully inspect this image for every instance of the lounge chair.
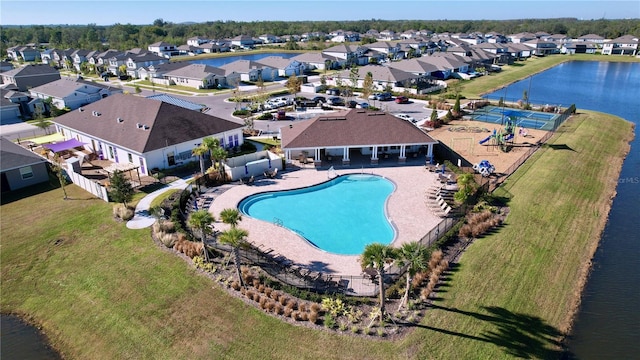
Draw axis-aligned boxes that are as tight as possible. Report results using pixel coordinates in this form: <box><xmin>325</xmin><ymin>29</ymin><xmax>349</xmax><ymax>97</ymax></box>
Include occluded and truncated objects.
<box><xmin>264</xmin><ymin>168</ymin><xmax>278</xmax><ymax>179</ymax></box>
<box><xmin>433</xmin><ymin>205</ymin><xmax>452</xmax><ymax>217</ymax></box>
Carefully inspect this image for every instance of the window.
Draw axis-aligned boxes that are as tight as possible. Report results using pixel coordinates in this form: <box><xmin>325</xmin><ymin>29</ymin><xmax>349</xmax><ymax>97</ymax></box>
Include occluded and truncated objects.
<box><xmin>19</xmin><ymin>166</ymin><xmax>33</xmax><ymax>179</ymax></box>
<box><xmin>233</xmin><ymin>134</ymin><xmax>239</xmax><ymax>147</ymax></box>
<box><xmin>127</xmin><ymin>153</ymin><xmax>133</xmax><ymax>163</ymax></box>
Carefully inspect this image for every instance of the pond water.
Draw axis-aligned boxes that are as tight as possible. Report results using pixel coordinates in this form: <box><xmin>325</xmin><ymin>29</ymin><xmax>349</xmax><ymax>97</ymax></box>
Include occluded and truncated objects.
<box><xmin>485</xmin><ymin>61</ymin><xmax>640</xmax><ymax>359</ymax></box>
<box><xmin>0</xmin><ymin>314</ymin><xmax>61</xmax><ymax>359</ymax></box>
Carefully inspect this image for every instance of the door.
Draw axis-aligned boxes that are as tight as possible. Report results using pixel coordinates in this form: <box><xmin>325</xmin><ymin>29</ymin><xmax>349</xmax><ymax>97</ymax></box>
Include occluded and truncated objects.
<box><xmin>139</xmin><ymin>157</ymin><xmax>145</xmax><ymax>174</ymax></box>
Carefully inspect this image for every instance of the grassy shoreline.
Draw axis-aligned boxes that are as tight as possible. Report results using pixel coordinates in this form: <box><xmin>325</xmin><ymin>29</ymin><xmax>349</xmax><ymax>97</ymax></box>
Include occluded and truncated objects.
<box><xmin>1</xmin><ymin>57</ymin><xmax>635</xmax><ymax>359</ymax></box>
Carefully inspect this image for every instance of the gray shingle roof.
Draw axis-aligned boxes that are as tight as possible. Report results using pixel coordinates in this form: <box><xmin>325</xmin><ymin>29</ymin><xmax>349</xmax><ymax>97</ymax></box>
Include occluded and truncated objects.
<box><xmin>0</xmin><ymin>137</ymin><xmax>47</xmax><ymax>171</ymax></box>
<box><xmin>164</xmin><ymin>64</ymin><xmax>225</xmax><ymax>79</ymax></box>
<box><xmin>30</xmin><ymin>77</ymin><xmax>120</xmax><ymax>98</ymax></box>
<box><xmin>1</xmin><ymin>64</ymin><xmax>60</xmax><ymax>78</ymax></box>
<box><xmin>52</xmin><ymin>94</ymin><xmax>242</xmax><ymax>153</ymax></box>
<box><xmin>281</xmin><ymin>109</ymin><xmax>436</xmax><ymax>149</ymax></box>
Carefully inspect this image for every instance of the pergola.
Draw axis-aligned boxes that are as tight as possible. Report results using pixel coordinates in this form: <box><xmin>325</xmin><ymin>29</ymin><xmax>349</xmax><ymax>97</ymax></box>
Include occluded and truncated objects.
<box><xmin>103</xmin><ymin>162</ymin><xmax>142</xmax><ymax>187</ymax></box>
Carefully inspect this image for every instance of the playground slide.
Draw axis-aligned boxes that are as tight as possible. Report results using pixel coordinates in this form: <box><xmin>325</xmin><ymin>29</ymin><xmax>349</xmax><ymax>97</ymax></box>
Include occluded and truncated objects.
<box><xmin>504</xmin><ymin>133</ymin><xmax>514</xmax><ymax>141</ymax></box>
<box><xmin>479</xmin><ymin>135</ymin><xmax>492</xmax><ymax>145</ymax></box>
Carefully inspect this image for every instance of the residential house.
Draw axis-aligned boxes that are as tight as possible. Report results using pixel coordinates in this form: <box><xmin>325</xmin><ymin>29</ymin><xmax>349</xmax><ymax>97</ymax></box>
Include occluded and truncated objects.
<box><xmin>322</xmin><ymin>44</ymin><xmax>368</xmax><ymax>67</ymax></box>
<box><xmin>602</xmin><ymin>35</ymin><xmax>638</xmax><ymax>56</ymax></box>
<box><xmin>125</xmin><ymin>53</ymin><xmax>167</xmax><ymax>78</ymax></box>
<box><xmin>52</xmin><ymin>94</ymin><xmax>244</xmax><ymax>175</ymax></box>
<box><xmin>258</xmin><ymin>34</ymin><xmax>279</xmax><ymax>44</ymax></box>
<box><xmin>280</xmin><ymin>109</ymin><xmax>437</xmax><ymax>165</ymax></box>
<box><xmin>51</xmin><ymin>48</ymin><xmax>76</xmax><ymax>68</ymax></box>
<box><xmin>148</xmin><ymin>41</ymin><xmax>178</xmax><ymax>58</ymax></box>
<box><xmin>29</xmin><ymin>77</ymin><xmax>123</xmax><ymax>111</ymax></box>
<box><xmin>543</xmin><ymin>34</ymin><xmax>572</xmax><ymax>44</ymax></box>
<box><xmin>1</xmin><ymin>88</ymin><xmax>33</xmax><ymax>123</ymax></box>
<box><xmin>291</xmin><ymin>52</ymin><xmax>339</xmax><ymax>71</ymax></box>
<box><xmin>1</xmin><ymin>64</ymin><xmax>61</xmax><ymax>91</ymax></box>
<box><xmin>416</xmin><ymin>54</ymin><xmax>468</xmax><ymax>79</ymax></box>
<box><xmin>506</xmin><ymin>43</ymin><xmax>533</xmax><ymax>60</ymax></box>
<box><xmin>198</xmin><ymin>43</ymin><xmax>226</xmax><ymax>54</ymax></box>
<box><xmin>364</xmin><ymin>41</ymin><xmax>403</xmax><ymax>61</ymax></box>
<box><xmin>378</xmin><ymin>30</ymin><xmax>397</xmax><ymax>41</ymax></box>
<box><xmin>0</xmin><ymin>61</ymin><xmax>13</xmax><ymax>72</ymax></box>
<box><xmin>562</xmin><ymin>42</ymin><xmax>597</xmax><ymax>55</ymax></box>
<box><xmin>471</xmin><ymin>42</ymin><xmax>511</xmax><ymax>64</ymax></box>
<box><xmin>163</xmin><ymin>64</ymin><xmax>227</xmax><ymax>89</ymax></box>
<box><xmin>507</xmin><ymin>32</ymin><xmax>537</xmax><ymax>43</ymax></box>
<box><xmin>187</xmin><ymin>36</ymin><xmax>210</xmax><ymax>47</ymax></box>
<box><xmin>88</xmin><ymin>49</ymin><xmax>122</xmax><ymax>73</ymax></box>
<box><xmin>301</xmin><ymin>31</ymin><xmax>327</xmax><ymax>41</ymax></box>
<box><xmin>231</xmin><ymin>35</ymin><xmax>255</xmax><ymax>49</ymax></box>
<box><xmin>485</xmin><ymin>32</ymin><xmax>508</xmax><ymax>44</ymax></box>
<box><xmin>333</xmin><ymin>64</ymin><xmax>416</xmax><ymax>91</ymax></box>
<box><xmin>388</xmin><ymin>58</ymin><xmax>440</xmax><ymax>83</ymax></box>
<box><xmin>329</xmin><ymin>30</ymin><xmax>360</xmax><ymax>43</ymax></box>
<box><xmin>576</xmin><ymin>34</ymin><xmax>605</xmax><ymax>44</ymax></box>
<box><xmin>0</xmin><ymin>137</ymin><xmax>50</xmax><ymax>192</ymax></box>
<box><xmin>219</xmin><ymin>60</ymin><xmax>276</xmax><ymax>83</ymax></box>
<box><xmin>71</xmin><ymin>49</ymin><xmax>95</xmax><ymax>72</ymax></box>
<box><xmin>255</xmin><ymin>56</ymin><xmax>304</xmax><ymax>78</ymax></box>
<box><xmin>523</xmin><ymin>39</ymin><xmax>559</xmax><ymax>56</ymax></box>
<box><xmin>137</xmin><ymin>62</ymin><xmax>190</xmax><ymax>80</ymax></box>
<box><xmin>6</xmin><ymin>46</ymin><xmax>41</xmax><ymax>62</ymax></box>
<box><xmin>177</xmin><ymin>45</ymin><xmax>203</xmax><ymax>56</ymax></box>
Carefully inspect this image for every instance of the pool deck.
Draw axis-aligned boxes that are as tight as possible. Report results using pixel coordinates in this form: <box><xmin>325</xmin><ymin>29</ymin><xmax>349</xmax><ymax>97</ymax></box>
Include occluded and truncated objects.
<box><xmin>209</xmin><ymin>163</ymin><xmax>443</xmax><ymax>278</ymax></box>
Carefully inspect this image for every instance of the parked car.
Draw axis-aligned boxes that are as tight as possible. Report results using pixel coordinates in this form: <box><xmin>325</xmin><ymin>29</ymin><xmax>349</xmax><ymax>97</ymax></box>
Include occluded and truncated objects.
<box><xmin>357</xmin><ymin>102</ymin><xmax>370</xmax><ymax>109</ymax></box>
<box><xmin>326</xmin><ymin>88</ymin><xmax>340</xmax><ymax>96</ymax></box>
<box><xmin>395</xmin><ymin>113</ymin><xmax>417</xmax><ymax>123</ymax></box>
<box><xmin>295</xmin><ymin>97</ymin><xmax>317</xmax><ymax>108</ymax></box>
<box><xmin>395</xmin><ymin>96</ymin><xmax>410</xmax><ymax>104</ymax></box>
<box><xmin>347</xmin><ymin>100</ymin><xmax>358</xmax><ymax>108</ymax></box>
<box><xmin>312</xmin><ymin>96</ymin><xmax>326</xmax><ymax>103</ymax></box>
<box><xmin>368</xmin><ymin>93</ymin><xmax>380</xmax><ymax>100</ymax></box>
<box><xmin>328</xmin><ymin>97</ymin><xmax>345</xmax><ymax>106</ymax></box>
<box><xmin>377</xmin><ymin>92</ymin><xmax>393</xmax><ymax>101</ymax></box>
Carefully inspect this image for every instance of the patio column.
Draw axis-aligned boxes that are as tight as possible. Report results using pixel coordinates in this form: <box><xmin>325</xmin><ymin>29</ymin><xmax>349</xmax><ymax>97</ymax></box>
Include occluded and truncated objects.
<box><xmin>285</xmin><ymin>150</ymin><xmax>292</xmax><ymax>163</ymax></box>
<box><xmin>426</xmin><ymin>144</ymin><xmax>434</xmax><ymax>162</ymax></box>
<box><xmin>371</xmin><ymin>145</ymin><xmax>379</xmax><ymax>165</ymax></box>
<box><xmin>314</xmin><ymin>148</ymin><xmax>321</xmax><ymax>166</ymax></box>
<box><xmin>342</xmin><ymin>147</ymin><xmax>350</xmax><ymax>165</ymax></box>
<box><xmin>398</xmin><ymin>145</ymin><xmax>407</xmax><ymax>163</ymax></box>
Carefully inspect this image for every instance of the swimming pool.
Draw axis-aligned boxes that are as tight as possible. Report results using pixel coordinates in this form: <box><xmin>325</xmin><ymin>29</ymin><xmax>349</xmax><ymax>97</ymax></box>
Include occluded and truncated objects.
<box><xmin>471</xmin><ymin>106</ymin><xmax>558</xmax><ymax>130</ymax></box>
<box><xmin>238</xmin><ymin>174</ymin><xmax>395</xmax><ymax>255</ymax></box>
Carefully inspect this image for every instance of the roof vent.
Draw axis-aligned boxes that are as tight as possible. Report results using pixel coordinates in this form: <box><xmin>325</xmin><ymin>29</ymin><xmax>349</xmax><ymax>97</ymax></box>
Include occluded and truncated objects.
<box><xmin>136</xmin><ymin>123</ymin><xmax>142</xmax><ymax>128</ymax></box>
<box><xmin>142</xmin><ymin>125</ymin><xmax>150</xmax><ymax>130</ymax></box>
<box><xmin>78</xmin><ymin>107</ymin><xmax>83</xmax><ymax>112</ymax></box>
<box><xmin>92</xmin><ymin>111</ymin><xmax>101</xmax><ymax>117</ymax></box>
<box><xmin>116</xmin><ymin>117</ymin><xmax>123</xmax><ymax>123</ymax></box>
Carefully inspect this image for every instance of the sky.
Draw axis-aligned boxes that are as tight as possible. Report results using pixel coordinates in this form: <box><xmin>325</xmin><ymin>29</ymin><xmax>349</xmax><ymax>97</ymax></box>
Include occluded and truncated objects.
<box><xmin>1</xmin><ymin>0</ymin><xmax>638</xmax><ymax>25</ymax></box>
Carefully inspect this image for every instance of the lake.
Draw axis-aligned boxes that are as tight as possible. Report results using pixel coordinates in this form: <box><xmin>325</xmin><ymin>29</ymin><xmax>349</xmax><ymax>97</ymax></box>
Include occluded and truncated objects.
<box><xmin>188</xmin><ymin>52</ymin><xmax>299</xmax><ymax>67</ymax></box>
<box><xmin>0</xmin><ymin>314</ymin><xmax>61</xmax><ymax>359</ymax></box>
<box><xmin>485</xmin><ymin>61</ymin><xmax>640</xmax><ymax>359</ymax></box>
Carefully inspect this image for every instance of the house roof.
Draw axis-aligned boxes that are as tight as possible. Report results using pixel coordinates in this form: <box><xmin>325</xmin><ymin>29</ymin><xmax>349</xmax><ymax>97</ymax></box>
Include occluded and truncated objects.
<box><xmin>218</xmin><ymin>60</ymin><xmax>265</xmax><ymax>73</ymax></box>
<box><xmin>389</xmin><ymin>58</ymin><xmax>440</xmax><ymax>75</ymax></box>
<box><xmin>30</xmin><ymin>77</ymin><xmax>121</xmax><ymax>98</ymax></box>
<box><xmin>255</xmin><ymin>56</ymin><xmax>298</xmax><ymax>69</ymax></box>
<box><xmin>336</xmin><ymin>64</ymin><xmax>415</xmax><ymax>83</ymax></box>
<box><xmin>1</xmin><ymin>64</ymin><xmax>60</xmax><ymax>78</ymax></box>
<box><xmin>281</xmin><ymin>109</ymin><xmax>436</xmax><ymax>149</ymax></box>
<box><xmin>164</xmin><ymin>64</ymin><xmax>225</xmax><ymax>79</ymax></box>
<box><xmin>291</xmin><ymin>52</ymin><xmax>339</xmax><ymax>63</ymax></box>
<box><xmin>52</xmin><ymin>93</ymin><xmax>243</xmax><ymax>153</ymax></box>
<box><xmin>0</xmin><ymin>137</ymin><xmax>47</xmax><ymax>171</ymax></box>
<box><xmin>146</xmin><ymin>94</ymin><xmax>206</xmax><ymax>112</ymax></box>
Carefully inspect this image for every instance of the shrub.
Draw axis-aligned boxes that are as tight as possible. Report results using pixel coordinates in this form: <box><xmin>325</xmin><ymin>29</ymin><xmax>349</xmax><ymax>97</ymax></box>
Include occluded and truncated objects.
<box><xmin>299</xmin><ymin>311</ymin><xmax>308</xmax><ymax>321</ymax></box>
<box><xmin>323</xmin><ymin>314</ymin><xmax>336</xmax><ymax>329</ymax></box>
<box><xmin>290</xmin><ymin>310</ymin><xmax>299</xmax><ymax>320</ymax></box>
<box><xmin>298</xmin><ymin>302</ymin><xmax>307</xmax><ymax>312</ymax></box>
<box><xmin>273</xmin><ymin>303</ymin><xmax>283</xmax><ymax>315</ymax></box>
<box><xmin>174</xmin><ymin>234</ymin><xmax>204</xmax><ymax>258</ymax></box>
<box><xmin>278</xmin><ymin>295</ymin><xmax>289</xmax><ymax>306</ymax></box>
<box><xmin>112</xmin><ymin>204</ymin><xmax>134</xmax><ymax>221</ymax></box>
<box><xmin>263</xmin><ymin>287</ymin><xmax>273</xmax><ymax>297</ymax></box>
<box><xmin>245</xmin><ymin>290</ymin><xmax>255</xmax><ymax>301</ymax></box>
<box><xmin>231</xmin><ymin>281</ymin><xmax>241</xmax><ymax>291</ymax></box>
<box><xmin>159</xmin><ymin>232</ymin><xmax>177</xmax><ymax>248</ymax></box>
<box><xmin>351</xmin><ymin>326</ymin><xmax>360</xmax><ymax>334</ymax></box>
<box><xmin>377</xmin><ymin>327</ymin><xmax>385</xmax><ymax>337</ymax></box>
<box><xmin>252</xmin><ymin>292</ymin><xmax>261</xmax><ymax>302</ymax></box>
<box><xmin>259</xmin><ymin>296</ymin><xmax>268</xmax><ymax>309</ymax></box>
<box><xmin>308</xmin><ymin>311</ymin><xmax>318</xmax><ymax>324</ymax></box>
<box><xmin>257</xmin><ymin>112</ymin><xmax>274</xmax><ymax>120</ymax></box>
<box><xmin>309</xmin><ymin>302</ymin><xmax>322</xmax><ymax>314</ymax></box>
<box><xmin>257</xmin><ymin>284</ymin><xmax>265</xmax><ymax>293</ymax></box>
<box><xmin>252</xmin><ymin>278</ymin><xmax>261</xmax><ymax>288</ymax></box>
<box><xmin>270</xmin><ymin>290</ymin><xmax>281</xmax><ymax>301</ymax></box>
<box><xmin>283</xmin><ymin>307</ymin><xmax>293</xmax><ymax>317</ymax></box>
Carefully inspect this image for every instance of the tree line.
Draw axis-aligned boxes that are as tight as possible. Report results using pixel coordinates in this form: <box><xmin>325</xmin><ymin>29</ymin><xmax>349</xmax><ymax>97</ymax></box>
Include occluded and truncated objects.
<box><xmin>2</xmin><ymin>18</ymin><xmax>639</xmax><ymax>57</ymax></box>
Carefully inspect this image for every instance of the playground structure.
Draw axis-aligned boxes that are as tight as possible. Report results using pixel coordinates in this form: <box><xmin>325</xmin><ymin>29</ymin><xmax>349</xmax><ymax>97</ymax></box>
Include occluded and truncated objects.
<box><xmin>478</xmin><ymin>117</ymin><xmax>516</xmax><ymax>152</ymax></box>
<box><xmin>473</xmin><ymin>160</ymin><xmax>496</xmax><ymax>177</ymax></box>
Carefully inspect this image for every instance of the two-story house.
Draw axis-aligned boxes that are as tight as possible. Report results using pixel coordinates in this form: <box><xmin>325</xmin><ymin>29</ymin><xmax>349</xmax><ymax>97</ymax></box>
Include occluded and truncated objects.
<box><xmin>1</xmin><ymin>64</ymin><xmax>61</xmax><ymax>91</ymax></box>
<box><xmin>602</xmin><ymin>35</ymin><xmax>639</xmax><ymax>56</ymax></box>
<box><xmin>148</xmin><ymin>41</ymin><xmax>178</xmax><ymax>58</ymax></box>
<box><xmin>29</xmin><ymin>77</ymin><xmax>123</xmax><ymax>111</ymax></box>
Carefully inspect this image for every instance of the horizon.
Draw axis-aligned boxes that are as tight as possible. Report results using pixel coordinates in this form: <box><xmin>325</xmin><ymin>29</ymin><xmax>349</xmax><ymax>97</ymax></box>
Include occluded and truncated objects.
<box><xmin>1</xmin><ymin>1</ymin><xmax>639</xmax><ymax>26</ymax></box>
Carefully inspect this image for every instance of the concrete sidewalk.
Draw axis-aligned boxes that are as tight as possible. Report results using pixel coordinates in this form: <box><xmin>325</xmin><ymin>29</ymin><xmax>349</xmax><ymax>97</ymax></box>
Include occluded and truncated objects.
<box><xmin>126</xmin><ymin>177</ymin><xmax>192</xmax><ymax>229</ymax></box>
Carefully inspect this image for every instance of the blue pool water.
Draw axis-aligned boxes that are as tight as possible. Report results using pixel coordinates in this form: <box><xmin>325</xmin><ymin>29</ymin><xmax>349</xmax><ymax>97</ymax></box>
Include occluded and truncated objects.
<box><xmin>238</xmin><ymin>174</ymin><xmax>395</xmax><ymax>255</ymax></box>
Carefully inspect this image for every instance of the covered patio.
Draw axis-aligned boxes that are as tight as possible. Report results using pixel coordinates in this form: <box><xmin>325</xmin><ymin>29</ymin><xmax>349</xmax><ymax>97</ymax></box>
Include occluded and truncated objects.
<box><xmin>280</xmin><ymin>110</ymin><xmax>438</xmax><ymax>167</ymax></box>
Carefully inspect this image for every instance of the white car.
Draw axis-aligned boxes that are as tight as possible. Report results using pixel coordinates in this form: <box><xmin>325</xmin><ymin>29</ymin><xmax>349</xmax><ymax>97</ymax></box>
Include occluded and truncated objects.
<box><xmin>394</xmin><ymin>113</ymin><xmax>417</xmax><ymax>123</ymax></box>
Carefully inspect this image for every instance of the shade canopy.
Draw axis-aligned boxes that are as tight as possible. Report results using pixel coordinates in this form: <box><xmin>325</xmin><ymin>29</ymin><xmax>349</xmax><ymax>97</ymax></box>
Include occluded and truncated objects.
<box><xmin>44</xmin><ymin>138</ymin><xmax>86</xmax><ymax>153</ymax></box>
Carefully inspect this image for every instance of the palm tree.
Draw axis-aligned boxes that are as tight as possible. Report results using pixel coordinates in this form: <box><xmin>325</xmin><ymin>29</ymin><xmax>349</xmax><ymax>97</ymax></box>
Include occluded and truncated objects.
<box><xmin>219</xmin><ymin>227</ymin><xmax>249</xmax><ymax>287</ymax></box>
<box><xmin>396</xmin><ymin>242</ymin><xmax>430</xmax><ymax>311</ymax></box>
<box><xmin>192</xmin><ymin>143</ymin><xmax>208</xmax><ymax>175</ymax></box>
<box><xmin>188</xmin><ymin>210</ymin><xmax>215</xmax><ymax>261</ymax></box>
<box><xmin>220</xmin><ymin>208</ymin><xmax>242</xmax><ymax>228</ymax></box>
<box><xmin>360</xmin><ymin>243</ymin><xmax>397</xmax><ymax>321</ymax></box>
